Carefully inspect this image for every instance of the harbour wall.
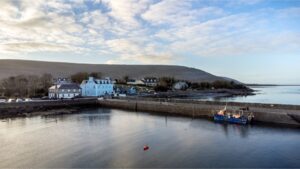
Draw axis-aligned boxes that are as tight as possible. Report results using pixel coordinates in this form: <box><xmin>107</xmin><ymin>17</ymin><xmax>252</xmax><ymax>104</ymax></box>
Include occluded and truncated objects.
<box><xmin>1</xmin><ymin>97</ymin><xmax>300</xmax><ymax>126</ymax></box>
<box><xmin>98</xmin><ymin>98</ymin><xmax>300</xmax><ymax>126</ymax></box>
<box><xmin>0</xmin><ymin>99</ymin><xmax>98</xmax><ymax>118</ymax></box>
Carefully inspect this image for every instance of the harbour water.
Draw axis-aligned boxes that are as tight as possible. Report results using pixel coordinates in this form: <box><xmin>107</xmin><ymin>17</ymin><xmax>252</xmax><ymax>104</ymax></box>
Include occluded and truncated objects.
<box><xmin>210</xmin><ymin>85</ymin><xmax>300</xmax><ymax>105</ymax></box>
<box><xmin>0</xmin><ymin>108</ymin><xmax>299</xmax><ymax>168</ymax></box>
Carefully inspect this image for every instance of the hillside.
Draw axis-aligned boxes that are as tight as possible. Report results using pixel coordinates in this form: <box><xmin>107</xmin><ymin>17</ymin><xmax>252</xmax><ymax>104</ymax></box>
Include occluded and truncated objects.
<box><xmin>0</xmin><ymin>59</ymin><xmax>232</xmax><ymax>83</ymax></box>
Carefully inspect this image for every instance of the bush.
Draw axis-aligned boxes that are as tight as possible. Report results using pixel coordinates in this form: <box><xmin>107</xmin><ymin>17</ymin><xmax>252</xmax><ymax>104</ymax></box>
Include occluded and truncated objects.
<box><xmin>71</xmin><ymin>72</ymin><xmax>89</xmax><ymax>83</ymax></box>
<box><xmin>154</xmin><ymin>85</ymin><xmax>169</xmax><ymax>92</ymax></box>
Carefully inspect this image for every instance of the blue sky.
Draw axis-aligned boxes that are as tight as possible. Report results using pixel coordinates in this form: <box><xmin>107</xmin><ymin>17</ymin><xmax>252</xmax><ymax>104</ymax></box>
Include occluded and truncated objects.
<box><xmin>0</xmin><ymin>0</ymin><xmax>299</xmax><ymax>84</ymax></box>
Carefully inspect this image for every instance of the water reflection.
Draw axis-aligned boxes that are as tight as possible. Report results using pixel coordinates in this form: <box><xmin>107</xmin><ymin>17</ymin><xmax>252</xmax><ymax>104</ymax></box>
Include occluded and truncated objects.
<box><xmin>200</xmin><ymin>86</ymin><xmax>300</xmax><ymax>105</ymax></box>
<box><xmin>0</xmin><ymin>108</ymin><xmax>299</xmax><ymax>168</ymax></box>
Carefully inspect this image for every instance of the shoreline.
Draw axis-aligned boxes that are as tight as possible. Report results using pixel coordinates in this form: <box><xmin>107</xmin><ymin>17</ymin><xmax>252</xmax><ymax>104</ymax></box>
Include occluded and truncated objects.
<box><xmin>0</xmin><ymin>99</ymin><xmax>98</xmax><ymax>119</ymax></box>
<box><xmin>141</xmin><ymin>89</ymin><xmax>254</xmax><ymax>99</ymax></box>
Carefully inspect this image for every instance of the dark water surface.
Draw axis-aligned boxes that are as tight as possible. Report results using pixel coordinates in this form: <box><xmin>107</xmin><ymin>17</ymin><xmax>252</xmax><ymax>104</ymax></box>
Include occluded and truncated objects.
<box><xmin>0</xmin><ymin>108</ymin><xmax>299</xmax><ymax>168</ymax></box>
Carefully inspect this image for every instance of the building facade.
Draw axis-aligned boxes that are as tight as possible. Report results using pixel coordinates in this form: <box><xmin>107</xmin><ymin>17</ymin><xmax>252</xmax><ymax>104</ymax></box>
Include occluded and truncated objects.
<box><xmin>143</xmin><ymin>77</ymin><xmax>158</xmax><ymax>86</ymax></box>
<box><xmin>127</xmin><ymin>79</ymin><xmax>145</xmax><ymax>85</ymax></box>
<box><xmin>48</xmin><ymin>83</ymin><xmax>81</xmax><ymax>99</ymax></box>
<box><xmin>81</xmin><ymin>77</ymin><xmax>114</xmax><ymax>97</ymax></box>
<box><xmin>173</xmin><ymin>81</ymin><xmax>188</xmax><ymax>90</ymax></box>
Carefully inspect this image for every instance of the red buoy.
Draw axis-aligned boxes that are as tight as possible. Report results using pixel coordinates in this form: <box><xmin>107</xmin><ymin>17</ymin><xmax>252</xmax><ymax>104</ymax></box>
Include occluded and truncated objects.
<box><xmin>143</xmin><ymin>145</ymin><xmax>149</xmax><ymax>151</ymax></box>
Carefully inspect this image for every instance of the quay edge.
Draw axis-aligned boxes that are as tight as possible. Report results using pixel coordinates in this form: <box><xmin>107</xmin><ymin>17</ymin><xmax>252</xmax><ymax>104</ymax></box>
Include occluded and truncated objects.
<box><xmin>0</xmin><ymin>98</ymin><xmax>300</xmax><ymax>127</ymax></box>
<box><xmin>98</xmin><ymin>98</ymin><xmax>300</xmax><ymax>127</ymax></box>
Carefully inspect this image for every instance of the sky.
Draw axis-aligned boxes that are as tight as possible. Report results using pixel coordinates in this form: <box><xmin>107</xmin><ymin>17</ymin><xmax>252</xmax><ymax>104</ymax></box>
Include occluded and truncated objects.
<box><xmin>0</xmin><ymin>0</ymin><xmax>300</xmax><ymax>84</ymax></box>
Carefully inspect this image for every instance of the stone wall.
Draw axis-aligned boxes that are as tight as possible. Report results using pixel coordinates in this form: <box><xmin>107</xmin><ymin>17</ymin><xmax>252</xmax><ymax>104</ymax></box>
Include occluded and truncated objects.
<box><xmin>99</xmin><ymin>99</ymin><xmax>300</xmax><ymax>126</ymax></box>
<box><xmin>0</xmin><ymin>99</ymin><xmax>98</xmax><ymax>118</ymax></box>
<box><xmin>1</xmin><ymin>97</ymin><xmax>299</xmax><ymax>126</ymax></box>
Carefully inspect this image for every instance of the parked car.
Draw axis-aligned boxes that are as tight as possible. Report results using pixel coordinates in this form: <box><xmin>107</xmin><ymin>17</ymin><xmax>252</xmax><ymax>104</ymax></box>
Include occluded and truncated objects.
<box><xmin>7</xmin><ymin>99</ymin><xmax>16</xmax><ymax>103</ymax></box>
<box><xmin>0</xmin><ymin>99</ymin><xmax>6</xmax><ymax>103</ymax></box>
<box><xmin>24</xmin><ymin>98</ymin><xmax>33</xmax><ymax>102</ymax></box>
<box><xmin>118</xmin><ymin>94</ymin><xmax>127</xmax><ymax>97</ymax></box>
<box><xmin>41</xmin><ymin>96</ymin><xmax>49</xmax><ymax>100</ymax></box>
<box><xmin>16</xmin><ymin>98</ymin><xmax>23</xmax><ymax>102</ymax></box>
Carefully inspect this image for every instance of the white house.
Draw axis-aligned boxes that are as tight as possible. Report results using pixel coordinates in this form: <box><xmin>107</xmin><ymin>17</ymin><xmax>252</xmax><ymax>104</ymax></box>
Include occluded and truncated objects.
<box><xmin>81</xmin><ymin>77</ymin><xmax>114</xmax><ymax>97</ymax></box>
<box><xmin>52</xmin><ymin>78</ymin><xmax>70</xmax><ymax>84</ymax></box>
<box><xmin>143</xmin><ymin>77</ymin><xmax>158</xmax><ymax>86</ymax></box>
<box><xmin>127</xmin><ymin>79</ymin><xmax>145</xmax><ymax>85</ymax></box>
<box><xmin>173</xmin><ymin>81</ymin><xmax>188</xmax><ymax>90</ymax></box>
<box><xmin>49</xmin><ymin>83</ymin><xmax>81</xmax><ymax>99</ymax></box>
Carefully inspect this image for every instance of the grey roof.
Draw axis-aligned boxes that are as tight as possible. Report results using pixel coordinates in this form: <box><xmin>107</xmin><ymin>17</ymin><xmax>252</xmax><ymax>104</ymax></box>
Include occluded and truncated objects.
<box><xmin>59</xmin><ymin>83</ymin><xmax>81</xmax><ymax>89</ymax></box>
<box><xmin>50</xmin><ymin>83</ymin><xmax>81</xmax><ymax>90</ymax></box>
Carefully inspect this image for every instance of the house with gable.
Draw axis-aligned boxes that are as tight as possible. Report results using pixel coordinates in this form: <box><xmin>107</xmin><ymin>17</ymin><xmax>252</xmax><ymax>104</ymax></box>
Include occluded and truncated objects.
<box><xmin>81</xmin><ymin>77</ymin><xmax>114</xmax><ymax>97</ymax></box>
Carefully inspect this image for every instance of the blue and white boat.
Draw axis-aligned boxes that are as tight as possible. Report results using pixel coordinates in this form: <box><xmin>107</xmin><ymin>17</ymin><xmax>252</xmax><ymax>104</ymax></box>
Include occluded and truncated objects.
<box><xmin>214</xmin><ymin>105</ymin><xmax>254</xmax><ymax>125</ymax></box>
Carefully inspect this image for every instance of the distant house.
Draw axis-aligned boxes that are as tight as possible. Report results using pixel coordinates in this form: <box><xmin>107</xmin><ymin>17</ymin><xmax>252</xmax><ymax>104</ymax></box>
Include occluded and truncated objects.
<box><xmin>127</xmin><ymin>79</ymin><xmax>145</xmax><ymax>85</ymax></box>
<box><xmin>81</xmin><ymin>77</ymin><xmax>114</xmax><ymax>97</ymax></box>
<box><xmin>173</xmin><ymin>81</ymin><xmax>188</xmax><ymax>90</ymax></box>
<box><xmin>51</xmin><ymin>77</ymin><xmax>71</xmax><ymax>85</ymax></box>
<box><xmin>143</xmin><ymin>77</ymin><xmax>158</xmax><ymax>87</ymax></box>
<box><xmin>48</xmin><ymin>83</ymin><xmax>81</xmax><ymax>99</ymax></box>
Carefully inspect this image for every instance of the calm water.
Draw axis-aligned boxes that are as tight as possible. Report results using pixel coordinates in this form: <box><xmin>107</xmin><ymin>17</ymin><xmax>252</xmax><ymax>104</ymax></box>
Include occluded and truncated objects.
<box><xmin>0</xmin><ymin>108</ymin><xmax>299</xmax><ymax>168</ymax></box>
<box><xmin>210</xmin><ymin>85</ymin><xmax>300</xmax><ymax>105</ymax></box>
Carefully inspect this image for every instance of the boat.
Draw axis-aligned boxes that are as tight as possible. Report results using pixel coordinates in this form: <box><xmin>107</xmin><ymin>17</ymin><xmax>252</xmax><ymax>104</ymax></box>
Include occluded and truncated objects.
<box><xmin>214</xmin><ymin>104</ymin><xmax>254</xmax><ymax>125</ymax></box>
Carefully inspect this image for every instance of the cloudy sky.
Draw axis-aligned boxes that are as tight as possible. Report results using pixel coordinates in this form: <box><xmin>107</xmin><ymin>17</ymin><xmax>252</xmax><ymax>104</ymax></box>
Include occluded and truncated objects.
<box><xmin>0</xmin><ymin>0</ymin><xmax>299</xmax><ymax>84</ymax></box>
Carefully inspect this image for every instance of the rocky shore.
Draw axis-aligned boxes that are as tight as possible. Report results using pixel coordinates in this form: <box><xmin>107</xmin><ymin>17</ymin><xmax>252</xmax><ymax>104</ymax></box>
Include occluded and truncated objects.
<box><xmin>0</xmin><ymin>99</ymin><xmax>98</xmax><ymax>119</ymax></box>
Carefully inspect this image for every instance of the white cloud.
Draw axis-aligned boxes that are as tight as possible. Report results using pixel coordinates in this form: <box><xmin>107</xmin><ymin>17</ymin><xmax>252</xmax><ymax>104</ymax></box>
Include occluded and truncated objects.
<box><xmin>0</xmin><ymin>42</ymin><xmax>72</xmax><ymax>52</ymax></box>
<box><xmin>141</xmin><ymin>0</ymin><xmax>225</xmax><ymax>26</ymax></box>
<box><xmin>102</xmin><ymin>0</ymin><xmax>151</xmax><ymax>28</ymax></box>
<box><xmin>0</xmin><ymin>0</ymin><xmax>299</xmax><ymax>65</ymax></box>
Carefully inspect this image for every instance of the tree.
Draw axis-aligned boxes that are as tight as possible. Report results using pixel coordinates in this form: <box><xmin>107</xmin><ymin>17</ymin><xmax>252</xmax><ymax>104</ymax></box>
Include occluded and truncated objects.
<box><xmin>0</xmin><ymin>74</ymin><xmax>44</xmax><ymax>97</ymax></box>
<box><xmin>191</xmin><ymin>82</ymin><xmax>201</xmax><ymax>89</ymax></box>
<box><xmin>123</xmin><ymin>75</ymin><xmax>129</xmax><ymax>83</ymax></box>
<box><xmin>89</xmin><ymin>72</ymin><xmax>102</xmax><ymax>79</ymax></box>
<box><xmin>159</xmin><ymin>77</ymin><xmax>175</xmax><ymax>89</ymax></box>
<box><xmin>200</xmin><ymin>82</ymin><xmax>211</xmax><ymax>89</ymax></box>
<box><xmin>154</xmin><ymin>85</ymin><xmax>169</xmax><ymax>92</ymax></box>
<box><xmin>39</xmin><ymin>74</ymin><xmax>53</xmax><ymax>96</ymax></box>
<box><xmin>71</xmin><ymin>72</ymin><xmax>89</xmax><ymax>83</ymax></box>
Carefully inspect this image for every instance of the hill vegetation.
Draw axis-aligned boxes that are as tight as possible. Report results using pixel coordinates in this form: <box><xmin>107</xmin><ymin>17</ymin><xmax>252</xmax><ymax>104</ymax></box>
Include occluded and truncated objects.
<box><xmin>0</xmin><ymin>59</ymin><xmax>230</xmax><ymax>82</ymax></box>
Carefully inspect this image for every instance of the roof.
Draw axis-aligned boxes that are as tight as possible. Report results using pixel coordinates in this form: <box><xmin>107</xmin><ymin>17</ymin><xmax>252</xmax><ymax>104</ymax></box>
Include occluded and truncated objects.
<box><xmin>144</xmin><ymin>77</ymin><xmax>157</xmax><ymax>80</ymax></box>
<box><xmin>81</xmin><ymin>77</ymin><xmax>111</xmax><ymax>84</ymax></box>
<box><xmin>127</xmin><ymin>79</ymin><xmax>136</xmax><ymax>82</ymax></box>
<box><xmin>49</xmin><ymin>83</ymin><xmax>81</xmax><ymax>90</ymax></box>
<box><xmin>59</xmin><ymin>83</ymin><xmax>81</xmax><ymax>89</ymax></box>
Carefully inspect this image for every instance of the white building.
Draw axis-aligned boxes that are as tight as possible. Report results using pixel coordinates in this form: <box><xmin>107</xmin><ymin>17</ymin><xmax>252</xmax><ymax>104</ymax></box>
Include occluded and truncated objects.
<box><xmin>143</xmin><ymin>77</ymin><xmax>158</xmax><ymax>86</ymax></box>
<box><xmin>173</xmin><ymin>81</ymin><xmax>188</xmax><ymax>90</ymax></box>
<box><xmin>127</xmin><ymin>79</ymin><xmax>145</xmax><ymax>85</ymax></box>
<box><xmin>48</xmin><ymin>83</ymin><xmax>81</xmax><ymax>99</ymax></box>
<box><xmin>81</xmin><ymin>77</ymin><xmax>114</xmax><ymax>97</ymax></box>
